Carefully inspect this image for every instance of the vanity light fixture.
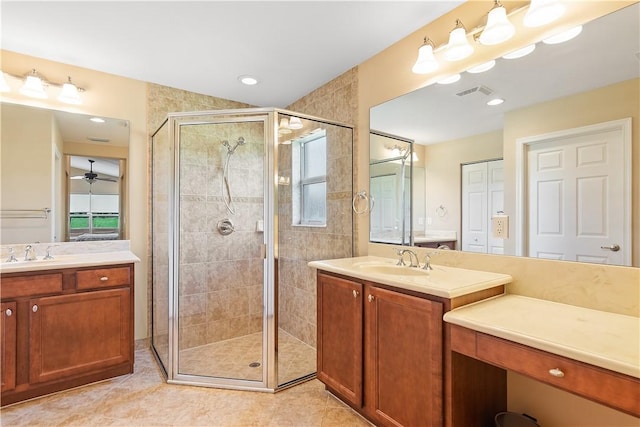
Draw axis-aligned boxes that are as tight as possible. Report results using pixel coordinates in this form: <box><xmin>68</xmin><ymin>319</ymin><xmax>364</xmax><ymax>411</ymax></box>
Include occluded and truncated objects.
<box><xmin>502</xmin><ymin>44</ymin><xmax>537</xmax><ymax>59</ymax></box>
<box><xmin>542</xmin><ymin>25</ymin><xmax>583</xmax><ymax>44</ymax></box>
<box><xmin>57</xmin><ymin>76</ymin><xmax>82</xmax><ymax>105</ymax></box>
<box><xmin>487</xmin><ymin>98</ymin><xmax>505</xmax><ymax>106</ymax></box>
<box><xmin>412</xmin><ymin>37</ymin><xmax>439</xmax><ymax>74</ymax></box>
<box><xmin>478</xmin><ymin>0</ymin><xmax>515</xmax><ymax>46</ymax></box>
<box><xmin>523</xmin><ymin>0</ymin><xmax>566</xmax><ymax>28</ymax></box>
<box><xmin>437</xmin><ymin>74</ymin><xmax>461</xmax><ymax>84</ymax></box>
<box><xmin>20</xmin><ymin>69</ymin><xmax>48</xmax><ymax>99</ymax></box>
<box><xmin>444</xmin><ymin>20</ymin><xmax>474</xmax><ymax>61</ymax></box>
<box><xmin>288</xmin><ymin>116</ymin><xmax>303</xmax><ymax>130</ymax></box>
<box><xmin>467</xmin><ymin>60</ymin><xmax>496</xmax><ymax>74</ymax></box>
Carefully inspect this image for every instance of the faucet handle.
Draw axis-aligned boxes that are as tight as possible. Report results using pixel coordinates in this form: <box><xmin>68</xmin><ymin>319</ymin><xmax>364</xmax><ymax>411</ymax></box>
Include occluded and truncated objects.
<box><xmin>5</xmin><ymin>247</ymin><xmax>18</xmax><ymax>263</ymax></box>
<box><xmin>395</xmin><ymin>249</ymin><xmax>406</xmax><ymax>266</ymax></box>
<box><xmin>43</xmin><ymin>246</ymin><xmax>54</xmax><ymax>260</ymax></box>
<box><xmin>422</xmin><ymin>253</ymin><xmax>433</xmax><ymax>270</ymax></box>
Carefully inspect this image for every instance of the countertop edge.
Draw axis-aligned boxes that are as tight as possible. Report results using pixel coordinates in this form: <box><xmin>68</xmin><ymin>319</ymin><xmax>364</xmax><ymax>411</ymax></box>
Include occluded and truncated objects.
<box><xmin>444</xmin><ymin>295</ymin><xmax>640</xmax><ymax>379</ymax></box>
<box><xmin>0</xmin><ymin>251</ymin><xmax>141</xmax><ymax>274</ymax></box>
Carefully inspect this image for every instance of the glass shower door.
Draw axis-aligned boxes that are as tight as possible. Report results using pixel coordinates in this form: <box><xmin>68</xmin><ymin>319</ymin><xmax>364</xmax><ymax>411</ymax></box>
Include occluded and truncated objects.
<box><xmin>174</xmin><ymin>116</ymin><xmax>268</xmax><ymax>386</ymax></box>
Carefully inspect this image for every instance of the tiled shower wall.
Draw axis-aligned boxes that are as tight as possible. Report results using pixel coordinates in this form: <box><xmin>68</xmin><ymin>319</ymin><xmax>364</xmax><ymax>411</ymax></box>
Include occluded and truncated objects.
<box><xmin>279</xmin><ymin>67</ymin><xmax>359</xmax><ymax>348</ymax></box>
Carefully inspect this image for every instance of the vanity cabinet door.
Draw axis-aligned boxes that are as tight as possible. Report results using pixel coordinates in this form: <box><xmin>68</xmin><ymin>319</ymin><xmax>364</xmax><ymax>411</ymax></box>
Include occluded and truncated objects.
<box><xmin>29</xmin><ymin>288</ymin><xmax>131</xmax><ymax>384</ymax></box>
<box><xmin>1</xmin><ymin>302</ymin><xmax>17</xmax><ymax>392</ymax></box>
<box><xmin>365</xmin><ymin>286</ymin><xmax>443</xmax><ymax>427</ymax></box>
<box><xmin>317</xmin><ymin>273</ymin><xmax>364</xmax><ymax>407</ymax></box>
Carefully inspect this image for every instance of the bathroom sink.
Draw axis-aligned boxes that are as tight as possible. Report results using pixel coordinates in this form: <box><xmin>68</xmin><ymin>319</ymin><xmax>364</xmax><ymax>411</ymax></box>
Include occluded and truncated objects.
<box><xmin>354</xmin><ymin>262</ymin><xmax>431</xmax><ymax>277</ymax></box>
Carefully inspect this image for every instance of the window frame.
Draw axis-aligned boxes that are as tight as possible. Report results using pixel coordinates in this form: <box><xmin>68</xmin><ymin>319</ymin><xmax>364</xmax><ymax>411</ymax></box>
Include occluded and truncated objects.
<box><xmin>298</xmin><ymin>131</ymin><xmax>327</xmax><ymax>226</ymax></box>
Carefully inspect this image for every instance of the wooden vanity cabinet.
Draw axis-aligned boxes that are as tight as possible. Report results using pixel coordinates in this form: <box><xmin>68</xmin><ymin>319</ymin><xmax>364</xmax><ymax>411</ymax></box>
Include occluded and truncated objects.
<box><xmin>317</xmin><ymin>272</ymin><xmax>444</xmax><ymax>427</ymax></box>
<box><xmin>0</xmin><ymin>264</ymin><xmax>134</xmax><ymax>406</ymax></box>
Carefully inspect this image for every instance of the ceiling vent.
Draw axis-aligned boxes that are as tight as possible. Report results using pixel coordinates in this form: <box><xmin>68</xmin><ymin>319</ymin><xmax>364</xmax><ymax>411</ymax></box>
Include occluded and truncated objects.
<box><xmin>456</xmin><ymin>85</ymin><xmax>493</xmax><ymax>97</ymax></box>
<box><xmin>88</xmin><ymin>137</ymin><xmax>110</xmax><ymax>143</ymax></box>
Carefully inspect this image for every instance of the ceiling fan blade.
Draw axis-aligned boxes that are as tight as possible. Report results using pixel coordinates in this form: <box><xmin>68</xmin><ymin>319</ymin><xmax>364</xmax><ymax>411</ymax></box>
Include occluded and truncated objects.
<box><xmin>70</xmin><ymin>176</ymin><xmax>85</xmax><ymax>180</ymax></box>
<box><xmin>95</xmin><ymin>177</ymin><xmax>118</xmax><ymax>182</ymax></box>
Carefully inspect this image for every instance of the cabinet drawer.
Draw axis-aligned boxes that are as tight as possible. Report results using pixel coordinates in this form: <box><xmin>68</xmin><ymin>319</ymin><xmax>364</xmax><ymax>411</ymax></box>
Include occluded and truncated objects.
<box><xmin>76</xmin><ymin>266</ymin><xmax>131</xmax><ymax>290</ymax></box>
<box><xmin>1</xmin><ymin>273</ymin><xmax>63</xmax><ymax>298</ymax></box>
<box><xmin>476</xmin><ymin>333</ymin><xmax>640</xmax><ymax>417</ymax></box>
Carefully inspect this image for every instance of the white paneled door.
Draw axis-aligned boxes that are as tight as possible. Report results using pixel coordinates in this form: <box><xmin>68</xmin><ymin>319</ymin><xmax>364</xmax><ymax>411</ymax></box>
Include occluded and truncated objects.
<box><xmin>526</xmin><ymin>119</ymin><xmax>630</xmax><ymax>265</ymax></box>
<box><xmin>461</xmin><ymin>160</ymin><xmax>504</xmax><ymax>254</ymax></box>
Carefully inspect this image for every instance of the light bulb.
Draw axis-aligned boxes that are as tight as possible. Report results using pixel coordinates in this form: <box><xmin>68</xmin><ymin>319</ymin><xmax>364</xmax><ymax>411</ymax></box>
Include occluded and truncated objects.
<box><xmin>58</xmin><ymin>77</ymin><xmax>82</xmax><ymax>104</ymax></box>
<box><xmin>502</xmin><ymin>44</ymin><xmax>536</xmax><ymax>59</ymax></box>
<box><xmin>444</xmin><ymin>21</ymin><xmax>474</xmax><ymax>61</ymax></box>
<box><xmin>524</xmin><ymin>0</ymin><xmax>566</xmax><ymax>28</ymax></box>
<box><xmin>467</xmin><ymin>60</ymin><xmax>496</xmax><ymax>74</ymax></box>
<box><xmin>479</xmin><ymin>1</ymin><xmax>515</xmax><ymax>45</ymax></box>
<box><xmin>288</xmin><ymin>117</ymin><xmax>303</xmax><ymax>129</ymax></box>
<box><xmin>20</xmin><ymin>70</ymin><xmax>47</xmax><ymax>99</ymax></box>
<box><xmin>543</xmin><ymin>26</ymin><xmax>583</xmax><ymax>45</ymax></box>
<box><xmin>412</xmin><ymin>38</ymin><xmax>439</xmax><ymax>74</ymax></box>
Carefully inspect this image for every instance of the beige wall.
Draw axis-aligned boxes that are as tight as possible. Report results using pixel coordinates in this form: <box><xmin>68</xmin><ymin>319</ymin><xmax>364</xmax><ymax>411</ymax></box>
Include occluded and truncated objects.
<box><xmin>1</xmin><ymin>103</ymin><xmax>54</xmax><ymax>243</ymax></box>
<box><xmin>1</xmin><ymin>49</ymin><xmax>148</xmax><ymax>340</ymax></box>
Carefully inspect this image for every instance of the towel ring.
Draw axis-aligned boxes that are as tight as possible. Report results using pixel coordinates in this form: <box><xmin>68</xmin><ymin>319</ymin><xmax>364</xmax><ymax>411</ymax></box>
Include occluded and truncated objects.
<box><xmin>435</xmin><ymin>205</ymin><xmax>447</xmax><ymax>217</ymax></box>
<box><xmin>352</xmin><ymin>191</ymin><xmax>375</xmax><ymax>214</ymax></box>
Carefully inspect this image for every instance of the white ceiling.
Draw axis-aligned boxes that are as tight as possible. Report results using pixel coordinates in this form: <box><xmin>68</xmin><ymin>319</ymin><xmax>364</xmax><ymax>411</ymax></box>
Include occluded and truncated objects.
<box><xmin>371</xmin><ymin>3</ymin><xmax>640</xmax><ymax>145</ymax></box>
<box><xmin>1</xmin><ymin>1</ymin><xmax>464</xmax><ymax>108</ymax></box>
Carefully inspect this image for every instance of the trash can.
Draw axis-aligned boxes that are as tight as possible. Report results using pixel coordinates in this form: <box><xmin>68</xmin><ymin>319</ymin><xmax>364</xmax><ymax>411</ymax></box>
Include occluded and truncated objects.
<box><xmin>495</xmin><ymin>412</ymin><xmax>540</xmax><ymax>427</ymax></box>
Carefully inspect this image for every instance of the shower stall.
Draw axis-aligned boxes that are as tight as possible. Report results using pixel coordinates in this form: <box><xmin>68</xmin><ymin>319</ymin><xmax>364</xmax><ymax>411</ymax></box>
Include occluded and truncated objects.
<box><xmin>150</xmin><ymin>108</ymin><xmax>353</xmax><ymax>391</ymax></box>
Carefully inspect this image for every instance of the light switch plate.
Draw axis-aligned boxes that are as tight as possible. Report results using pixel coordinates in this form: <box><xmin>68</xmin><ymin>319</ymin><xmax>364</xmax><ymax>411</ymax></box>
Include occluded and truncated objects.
<box><xmin>492</xmin><ymin>215</ymin><xmax>509</xmax><ymax>238</ymax></box>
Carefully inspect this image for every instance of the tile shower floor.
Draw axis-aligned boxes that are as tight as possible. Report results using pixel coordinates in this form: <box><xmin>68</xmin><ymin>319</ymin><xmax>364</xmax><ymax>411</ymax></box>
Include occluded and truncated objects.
<box><xmin>177</xmin><ymin>329</ymin><xmax>317</xmax><ymax>385</ymax></box>
<box><xmin>0</xmin><ymin>347</ymin><xmax>371</xmax><ymax>427</ymax></box>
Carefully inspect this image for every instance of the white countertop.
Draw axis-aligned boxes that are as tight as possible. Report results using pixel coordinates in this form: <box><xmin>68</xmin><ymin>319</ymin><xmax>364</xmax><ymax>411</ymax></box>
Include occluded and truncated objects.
<box><xmin>444</xmin><ymin>294</ymin><xmax>640</xmax><ymax>379</ymax></box>
<box><xmin>0</xmin><ymin>251</ymin><xmax>140</xmax><ymax>274</ymax></box>
<box><xmin>308</xmin><ymin>256</ymin><xmax>511</xmax><ymax>299</ymax></box>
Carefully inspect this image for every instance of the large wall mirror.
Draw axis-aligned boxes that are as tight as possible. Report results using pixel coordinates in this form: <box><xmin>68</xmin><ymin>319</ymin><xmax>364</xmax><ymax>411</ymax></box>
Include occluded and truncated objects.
<box><xmin>370</xmin><ymin>4</ymin><xmax>639</xmax><ymax>266</ymax></box>
<box><xmin>1</xmin><ymin>102</ymin><xmax>129</xmax><ymax>244</ymax></box>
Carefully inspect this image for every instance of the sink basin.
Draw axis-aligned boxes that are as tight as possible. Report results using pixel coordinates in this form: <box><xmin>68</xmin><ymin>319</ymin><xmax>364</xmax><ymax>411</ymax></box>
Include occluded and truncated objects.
<box><xmin>356</xmin><ymin>263</ymin><xmax>431</xmax><ymax>277</ymax></box>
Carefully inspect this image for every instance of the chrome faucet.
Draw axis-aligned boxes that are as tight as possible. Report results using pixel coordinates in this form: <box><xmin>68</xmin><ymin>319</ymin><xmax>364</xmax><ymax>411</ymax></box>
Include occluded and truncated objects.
<box><xmin>24</xmin><ymin>244</ymin><xmax>37</xmax><ymax>261</ymax></box>
<box><xmin>5</xmin><ymin>247</ymin><xmax>18</xmax><ymax>263</ymax></box>
<box><xmin>396</xmin><ymin>249</ymin><xmax>419</xmax><ymax>268</ymax></box>
<box><xmin>43</xmin><ymin>246</ymin><xmax>54</xmax><ymax>260</ymax></box>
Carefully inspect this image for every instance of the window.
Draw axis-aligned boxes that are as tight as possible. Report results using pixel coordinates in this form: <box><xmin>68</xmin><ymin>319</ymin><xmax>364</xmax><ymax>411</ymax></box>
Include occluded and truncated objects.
<box><xmin>294</xmin><ymin>130</ymin><xmax>327</xmax><ymax>226</ymax></box>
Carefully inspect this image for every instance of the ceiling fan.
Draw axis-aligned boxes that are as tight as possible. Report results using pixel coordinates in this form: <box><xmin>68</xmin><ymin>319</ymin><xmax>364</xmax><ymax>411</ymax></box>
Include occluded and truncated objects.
<box><xmin>71</xmin><ymin>159</ymin><xmax>118</xmax><ymax>183</ymax></box>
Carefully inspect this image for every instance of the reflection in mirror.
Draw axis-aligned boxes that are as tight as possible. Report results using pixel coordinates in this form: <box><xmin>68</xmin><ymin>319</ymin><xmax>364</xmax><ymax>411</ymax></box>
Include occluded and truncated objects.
<box><xmin>67</xmin><ymin>155</ymin><xmax>124</xmax><ymax>241</ymax></box>
<box><xmin>370</xmin><ymin>4</ymin><xmax>639</xmax><ymax>266</ymax></box>
<box><xmin>0</xmin><ymin>103</ymin><xmax>129</xmax><ymax>244</ymax></box>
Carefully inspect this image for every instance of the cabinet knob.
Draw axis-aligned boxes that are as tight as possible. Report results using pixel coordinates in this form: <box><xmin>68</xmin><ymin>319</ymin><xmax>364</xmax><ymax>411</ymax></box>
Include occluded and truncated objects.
<box><xmin>368</xmin><ymin>294</ymin><xmax>375</xmax><ymax>303</ymax></box>
<box><xmin>100</xmin><ymin>276</ymin><xmax>109</xmax><ymax>282</ymax></box>
<box><xmin>548</xmin><ymin>368</ymin><xmax>564</xmax><ymax>378</ymax></box>
<box><xmin>352</xmin><ymin>290</ymin><xmax>359</xmax><ymax>298</ymax></box>
<box><xmin>32</xmin><ymin>304</ymin><xmax>39</xmax><ymax>313</ymax></box>
<box><xmin>5</xmin><ymin>308</ymin><xmax>12</xmax><ymax>317</ymax></box>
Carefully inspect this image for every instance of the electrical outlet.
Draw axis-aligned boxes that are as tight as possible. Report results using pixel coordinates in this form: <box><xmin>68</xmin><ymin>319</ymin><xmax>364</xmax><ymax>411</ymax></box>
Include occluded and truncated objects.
<box><xmin>492</xmin><ymin>215</ymin><xmax>509</xmax><ymax>239</ymax></box>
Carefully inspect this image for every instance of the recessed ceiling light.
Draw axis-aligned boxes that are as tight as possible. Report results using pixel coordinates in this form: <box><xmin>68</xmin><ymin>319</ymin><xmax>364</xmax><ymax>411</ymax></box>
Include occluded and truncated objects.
<box><xmin>90</xmin><ymin>117</ymin><xmax>105</xmax><ymax>123</ymax></box>
<box><xmin>543</xmin><ymin>26</ymin><xmax>583</xmax><ymax>45</ymax></box>
<box><xmin>502</xmin><ymin>44</ymin><xmax>536</xmax><ymax>59</ymax></box>
<box><xmin>238</xmin><ymin>75</ymin><xmax>259</xmax><ymax>85</ymax></box>
<box><xmin>467</xmin><ymin>60</ymin><xmax>496</xmax><ymax>74</ymax></box>
<box><xmin>437</xmin><ymin>74</ymin><xmax>461</xmax><ymax>84</ymax></box>
<box><xmin>487</xmin><ymin>98</ymin><xmax>504</xmax><ymax>106</ymax></box>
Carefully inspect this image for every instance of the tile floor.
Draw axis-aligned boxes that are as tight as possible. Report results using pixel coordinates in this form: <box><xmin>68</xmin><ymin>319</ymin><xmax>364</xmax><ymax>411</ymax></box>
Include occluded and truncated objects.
<box><xmin>177</xmin><ymin>330</ymin><xmax>317</xmax><ymax>384</ymax></box>
<box><xmin>0</xmin><ymin>348</ymin><xmax>371</xmax><ymax>426</ymax></box>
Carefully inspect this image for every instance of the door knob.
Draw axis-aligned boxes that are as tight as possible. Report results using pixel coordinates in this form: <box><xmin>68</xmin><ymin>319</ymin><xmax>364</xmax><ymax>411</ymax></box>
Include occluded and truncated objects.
<box><xmin>600</xmin><ymin>244</ymin><xmax>620</xmax><ymax>252</ymax></box>
<box><xmin>32</xmin><ymin>304</ymin><xmax>39</xmax><ymax>313</ymax></box>
<box><xmin>352</xmin><ymin>290</ymin><xmax>359</xmax><ymax>298</ymax></box>
<box><xmin>5</xmin><ymin>308</ymin><xmax>12</xmax><ymax>317</ymax></box>
<box><xmin>368</xmin><ymin>294</ymin><xmax>375</xmax><ymax>303</ymax></box>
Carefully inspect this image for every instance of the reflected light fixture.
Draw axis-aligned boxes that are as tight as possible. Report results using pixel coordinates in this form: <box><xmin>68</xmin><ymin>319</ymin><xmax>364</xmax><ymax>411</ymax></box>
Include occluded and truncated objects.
<box><xmin>20</xmin><ymin>69</ymin><xmax>47</xmax><ymax>99</ymax></box>
<box><xmin>444</xmin><ymin>20</ymin><xmax>474</xmax><ymax>62</ymax></box>
<box><xmin>278</xmin><ymin>118</ymin><xmax>292</xmax><ymax>134</ymax></box>
<box><xmin>524</xmin><ymin>0</ymin><xmax>566</xmax><ymax>28</ymax></box>
<box><xmin>487</xmin><ymin>98</ymin><xmax>504</xmax><ymax>106</ymax></box>
<box><xmin>57</xmin><ymin>76</ymin><xmax>82</xmax><ymax>104</ymax></box>
<box><xmin>437</xmin><ymin>74</ymin><xmax>461</xmax><ymax>85</ymax></box>
<box><xmin>543</xmin><ymin>25</ymin><xmax>583</xmax><ymax>44</ymax></box>
<box><xmin>412</xmin><ymin>37</ymin><xmax>439</xmax><ymax>74</ymax></box>
<box><xmin>502</xmin><ymin>44</ymin><xmax>536</xmax><ymax>59</ymax></box>
<box><xmin>0</xmin><ymin>72</ymin><xmax>9</xmax><ymax>92</ymax></box>
<box><xmin>467</xmin><ymin>60</ymin><xmax>496</xmax><ymax>74</ymax></box>
<box><xmin>479</xmin><ymin>0</ymin><xmax>515</xmax><ymax>46</ymax></box>
<box><xmin>288</xmin><ymin>116</ymin><xmax>303</xmax><ymax>129</ymax></box>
